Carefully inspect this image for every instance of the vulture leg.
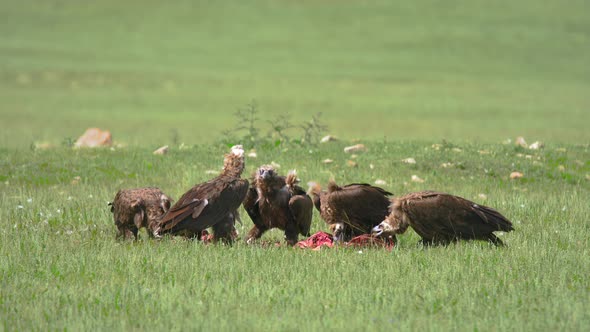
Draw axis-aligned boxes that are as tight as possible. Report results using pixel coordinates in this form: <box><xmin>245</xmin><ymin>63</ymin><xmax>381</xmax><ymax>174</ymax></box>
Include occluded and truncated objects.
<box><xmin>212</xmin><ymin>213</ymin><xmax>236</xmax><ymax>244</ymax></box>
<box><xmin>246</xmin><ymin>224</ymin><xmax>269</xmax><ymax>244</ymax></box>
<box><xmin>487</xmin><ymin>234</ymin><xmax>504</xmax><ymax>246</ymax></box>
<box><xmin>284</xmin><ymin>222</ymin><xmax>299</xmax><ymax>246</ymax></box>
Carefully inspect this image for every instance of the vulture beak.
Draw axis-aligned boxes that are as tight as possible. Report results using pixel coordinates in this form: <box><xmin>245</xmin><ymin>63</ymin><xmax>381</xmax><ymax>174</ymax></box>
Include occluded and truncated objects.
<box><xmin>332</xmin><ymin>234</ymin><xmax>341</xmax><ymax>243</ymax></box>
<box><xmin>371</xmin><ymin>224</ymin><xmax>384</xmax><ymax>237</ymax></box>
<box><xmin>261</xmin><ymin>170</ymin><xmax>271</xmax><ymax>179</ymax></box>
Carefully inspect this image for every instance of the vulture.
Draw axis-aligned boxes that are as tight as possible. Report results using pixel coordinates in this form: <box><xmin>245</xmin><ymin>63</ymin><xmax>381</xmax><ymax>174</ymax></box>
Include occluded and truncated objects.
<box><xmin>243</xmin><ymin>166</ymin><xmax>313</xmax><ymax>246</ymax></box>
<box><xmin>311</xmin><ymin>180</ymin><xmax>394</xmax><ymax>242</ymax></box>
<box><xmin>154</xmin><ymin>145</ymin><xmax>249</xmax><ymax>243</ymax></box>
<box><xmin>372</xmin><ymin>191</ymin><xmax>514</xmax><ymax>246</ymax></box>
<box><xmin>109</xmin><ymin>187</ymin><xmax>173</xmax><ymax>240</ymax></box>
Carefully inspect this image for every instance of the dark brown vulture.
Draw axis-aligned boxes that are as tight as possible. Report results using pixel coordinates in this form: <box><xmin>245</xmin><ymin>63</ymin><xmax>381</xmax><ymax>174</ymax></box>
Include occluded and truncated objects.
<box><xmin>311</xmin><ymin>180</ymin><xmax>394</xmax><ymax>243</ymax></box>
<box><xmin>109</xmin><ymin>187</ymin><xmax>173</xmax><ymax>240</ymax></box>
<box><xmin>154</xmin><ymin>145</ymin><xmax>249</xmax><ymax>243</ymax></box>
<box><xmin>371</xmin><ymin>191</ymin><xmax>514</xmax><ymax>246</ymax></box>
<box><xmin>243</xmin><ymin>166</ymin><xmax>313</xmax><ymax>246</ymax></box>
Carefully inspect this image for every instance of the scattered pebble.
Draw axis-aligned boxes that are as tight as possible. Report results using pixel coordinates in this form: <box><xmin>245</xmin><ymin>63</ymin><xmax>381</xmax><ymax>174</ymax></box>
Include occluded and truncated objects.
<box><xmin>452</xmin><ymin>148</ymin><xmax>462</xmax><ymax>153</ymax></box>
<box><xmin>350</xmin><ymin>154</ymin><xmax>358</xmax><ymax>159</ymax></box>
<box><xmin>346</xmin><ymin>160</ymin><xmax>358</xmax><ymax>168</ymax></box>
<box><xmin>320</xmin><ymin>135</ymin><xmax>338</xmax><ymax>143</ymax></box>
<box><xmin>510</xmin><ymin>172</ymin><xmax>524</xmax><ymax>180</ymax></box>
<box><xmin>369</xmin><ymin>164</ymin><xmax>375</xmax><ymax>170</ymax></box>
<box><xmin>17</xmin><ymin>205</ymin><xmax>24</xmax><ymax>209</ymax></box>
<box><xmin>34</xmin><ymin>142</ymin><xmax>55</xmax><ymax>150</ymax></box>
<box><xmin>27</xmin><ymin>198</ymin><xmax>32</xmax><ymax>203</ymax></box>
<box><xmin>529</xmin><ymin>141</ymin><xmax>544</xmax><ymax>150</ymax></box>
<box><xmin>515</xmin><ymin>136</ymin><xmax>527</xmax><ymax>148</ymax></box>
<box><xmin>344</xmin><ymin>144</ymin><xmax>367</xmax><ymax>153</ymax></box>
<box><xmin>402</xmin><ymin>158</ymin><xmax>416</xmax><ymax>164</ymax></box>
<box><xmin>478</xmin><ymin>193</ymin><xmax>488</xmax><ymax>200</ymax></box>
<box><xmin>558</xmin><ymin>165</ymin><xmax>565</xmax><ymax>172</ymax></box>
<box><xmin>441</xmin><ymin>162</ymin><xmax>453</xmax><ymax>168</ymax></box>
<box><xmin>71</xmin><ymin>176</ymin><xmax>81</xmax><ymax>185</ymax></box>
<box><xmin>322</xmin><ymin>159</ymin><xmax>333</xmax><ymax>164</ymax></box>
<box><xmin>205</xmin><ymin>170</ymin><xmax>218</xmax><ymax>175</ymax></box>
<box><xmin>374</xmin><ymin>179</ymin><xmax>387</xmax><ymax>185</ymax></box>
<box><xmin>411</xmin><ymin>175</ymin><xmax>425</xmax><ymax>183</ymax></box>
<box><xmin>525</xmin><ymin>155</ymin><xmax>532</xmax><ymax>159</ymax></box>
<box><xmin>153</xmin><ymin>145</ymin><xmax>169</xmax><ymax>155</ymax></box>
<box><xmin>247</xmin><ymin>151</ymin><xmax>257</xmax><ymax>158</ymax></box>
<box><xmin>431</xmin><ymin>144</ymin><xmax>442</xmax><ymax>150</ymax></box>
<box><xmin>270</xmin><ymin>161</ymin><xmax>281</xmax><ymax>169</ymax></box>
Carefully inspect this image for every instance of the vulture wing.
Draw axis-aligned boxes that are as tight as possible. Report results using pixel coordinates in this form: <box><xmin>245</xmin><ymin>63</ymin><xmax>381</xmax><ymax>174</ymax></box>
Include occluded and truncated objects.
<box><xmin>159</xmin><ymin>179</ymin><xmax>249</xmax><ymax>232</ymax></box>
<box><xmin>242</xmin><ymin>184</ymin><xmax>262</xmax><ymax>227</ymax></box>
<box><xmin>402</xmin><ymin>191</ymin><xmax>513</xmax><ymax>239</ymax></box>
<box><xmin>289</xmin><ymin>194</ymin><xmax>313</xmax><ymax>236</ymax></box>
<box><xmin>330</xmin><ymin>184</ymin><xmax>392</xmax><ymax>225</ymax></box>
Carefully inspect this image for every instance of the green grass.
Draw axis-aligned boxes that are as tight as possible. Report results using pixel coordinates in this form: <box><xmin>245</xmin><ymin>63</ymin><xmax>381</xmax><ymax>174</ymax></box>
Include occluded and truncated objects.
<box><xmin>1</xmin><ymin>0</ymin><xmax>590</xmax><ymax>330</ymax></box>
<box><xmin>1</xmin><ymin>0</ymin><xmax>589</xmax><ymax>147</ymax></box>
<box><xmin>1</xmin><ymin>142</ymin><xmax>589</xmax><ymax>330</ymax></box>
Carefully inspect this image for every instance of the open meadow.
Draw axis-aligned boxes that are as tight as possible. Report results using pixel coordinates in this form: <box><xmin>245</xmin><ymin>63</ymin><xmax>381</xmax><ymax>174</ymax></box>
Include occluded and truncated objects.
<box><xmin>1</xmin><ymin>0</ymin><xmax>590</xmax><ymax>331</ymax></box>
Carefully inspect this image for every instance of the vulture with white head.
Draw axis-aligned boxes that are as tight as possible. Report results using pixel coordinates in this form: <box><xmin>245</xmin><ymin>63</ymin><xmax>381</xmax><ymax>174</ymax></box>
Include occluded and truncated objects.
<box><xmin>155</xmin><ymin>145</ymin><xmax>249</xmax><ymax>243</ymax></box>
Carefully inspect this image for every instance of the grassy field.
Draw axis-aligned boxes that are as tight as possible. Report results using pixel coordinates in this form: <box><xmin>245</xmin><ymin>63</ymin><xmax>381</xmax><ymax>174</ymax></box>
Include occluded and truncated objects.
<box><xmin>1</xmin><ymin>142</ymin><xmax>589</xmax><ymax>330</ymax></box>
<box><xmin>1</xmin><ymin>0</ymin><xmax>590</xmax><ymax>331</ymax></box>
<box><xmin>1</xmin><ymin>0</ymin><xmax>589</xmax><ymax>147</ymax></box>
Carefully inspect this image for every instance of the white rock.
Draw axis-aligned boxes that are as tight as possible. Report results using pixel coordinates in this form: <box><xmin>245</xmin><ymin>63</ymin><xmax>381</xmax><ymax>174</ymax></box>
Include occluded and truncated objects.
<box><xmin>411</xmin><ymin>175</ymin><xmax>425</xmax><ymax>183</ymax></box>
<box><xmin>344</xmin><ymin>144</ymin><xmax>366</xmax><ymax>153</ymax></box>
<box><xmin>510</xmin><ymin>172</ymin><xmax>524</xmax><ymax>179</ymax></box>
<box><xmin>153</xmin><ymin>145</ymin><xmax>169</xmax><ymax>155</ymax></box>
<box><xmin>529</xmin><ymin>141</ymin><xmax>544</xmax><ymax>150</ymax></box>
<box><xmin>320</xmin><ymin>135</ymin><xmax>337</xmax><ymax>143</ymax></box>
<box><xmin>515</xmin><ymin>136</ymin><xmax>527</xmax><ymax>148</ymax></box>
<box><xmin>322</xmin><ymin>159</ymin><xmax>333</xmax><ymax>164</ymax></box>
<box><xmin>402</xmin><ymin>158</ymin><xmax>416</xmax><ymax>164</ymax></box>
<box><xmin>374</xmin><ymin>179</ymin><xmax>387</xmax><ymax>185</ymax></box>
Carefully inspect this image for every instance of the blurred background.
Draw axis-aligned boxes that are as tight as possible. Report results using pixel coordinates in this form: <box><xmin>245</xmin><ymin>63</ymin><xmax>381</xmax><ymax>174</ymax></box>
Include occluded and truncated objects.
<box><xmin>1</xmin><ymin>0</ymin><xmax>588</xmax><ymax>148</ymax></box>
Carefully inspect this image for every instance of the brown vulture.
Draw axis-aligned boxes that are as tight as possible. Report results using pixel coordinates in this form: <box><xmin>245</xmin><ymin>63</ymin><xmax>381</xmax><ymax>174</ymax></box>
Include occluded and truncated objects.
<box><xmin>109</xmin><ymin>187</ymin><xmax>173</xmax><ymax>240</ymax></box>
<box><xmin>311</xmin><ymin>180</ymin><xmax>394</xmax><ymax>243</ymax></box>
<box><xmin>371</xmin><ymin>191</ymin><xmax>514</xmax><ymax>246</ymax></box>
<box><xmin>243</xmin><ymin>166</ymin><xmax>313</xmax><ymax>246</ymax></box>
<box><xmin>154</xmin><ymin>145</ymin><xmax>249</xmax><ymax>243</ymax></box>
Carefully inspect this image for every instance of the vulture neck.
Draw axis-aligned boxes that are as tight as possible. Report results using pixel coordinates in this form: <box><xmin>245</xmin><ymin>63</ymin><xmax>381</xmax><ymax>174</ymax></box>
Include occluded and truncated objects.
<box><xmin>257</xmin><ymin>177</ymin><xmax>283</xmax><ymax>198</ymax></box>
<box><xmin>220</xmin><ymin>155</ymin><xmax>245</xmax><ymax>179</ymax></box>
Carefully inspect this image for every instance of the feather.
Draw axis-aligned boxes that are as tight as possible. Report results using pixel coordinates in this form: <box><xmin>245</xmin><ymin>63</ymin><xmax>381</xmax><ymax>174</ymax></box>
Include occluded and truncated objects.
<box><xmin>373</xmin><ymin>191</ymin><xmax>514</xmax><ymax>246</ymax></box>
<box><xmin>110</xmin><ymin>187</ymin><xmax>173</xmax><ymax>240</ymax></box>
<box><xmin>315</xmin><ymin>180</ymin><xmax>393</xmax><ymax>242</ymax></box>
<box><xmin>245</xmin><ymin>165</ymin><xmax>314</xmax><ymax>245</ymax></box>
<box><xmin>155</xmin><ymin>145</ymin><xmax>248</xmax><ymax>243</ymax></box>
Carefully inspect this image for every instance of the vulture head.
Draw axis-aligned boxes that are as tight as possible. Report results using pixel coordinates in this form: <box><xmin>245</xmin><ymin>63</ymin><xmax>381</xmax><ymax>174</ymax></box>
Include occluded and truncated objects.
<box><xmin>371</xmin><ymin>212</ymin><xmax>403</xmax><ymax>238</ymax></box>
<box><xmin>222</xmin><ymin>145</ymin><xmax>246</xmax><ymax>177</ymax></box>
<box><xmin>255</xmin><ymin>164</ymin><xmax>277</xmax><ymax>182</ymax></box>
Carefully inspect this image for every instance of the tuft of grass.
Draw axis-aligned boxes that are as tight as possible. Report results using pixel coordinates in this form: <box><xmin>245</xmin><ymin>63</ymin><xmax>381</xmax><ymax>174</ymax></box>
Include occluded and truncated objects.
<box><xmin>1</xmin><ymin>141</ymin><xmax>589</xmax><ymax>330</ymax></box>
